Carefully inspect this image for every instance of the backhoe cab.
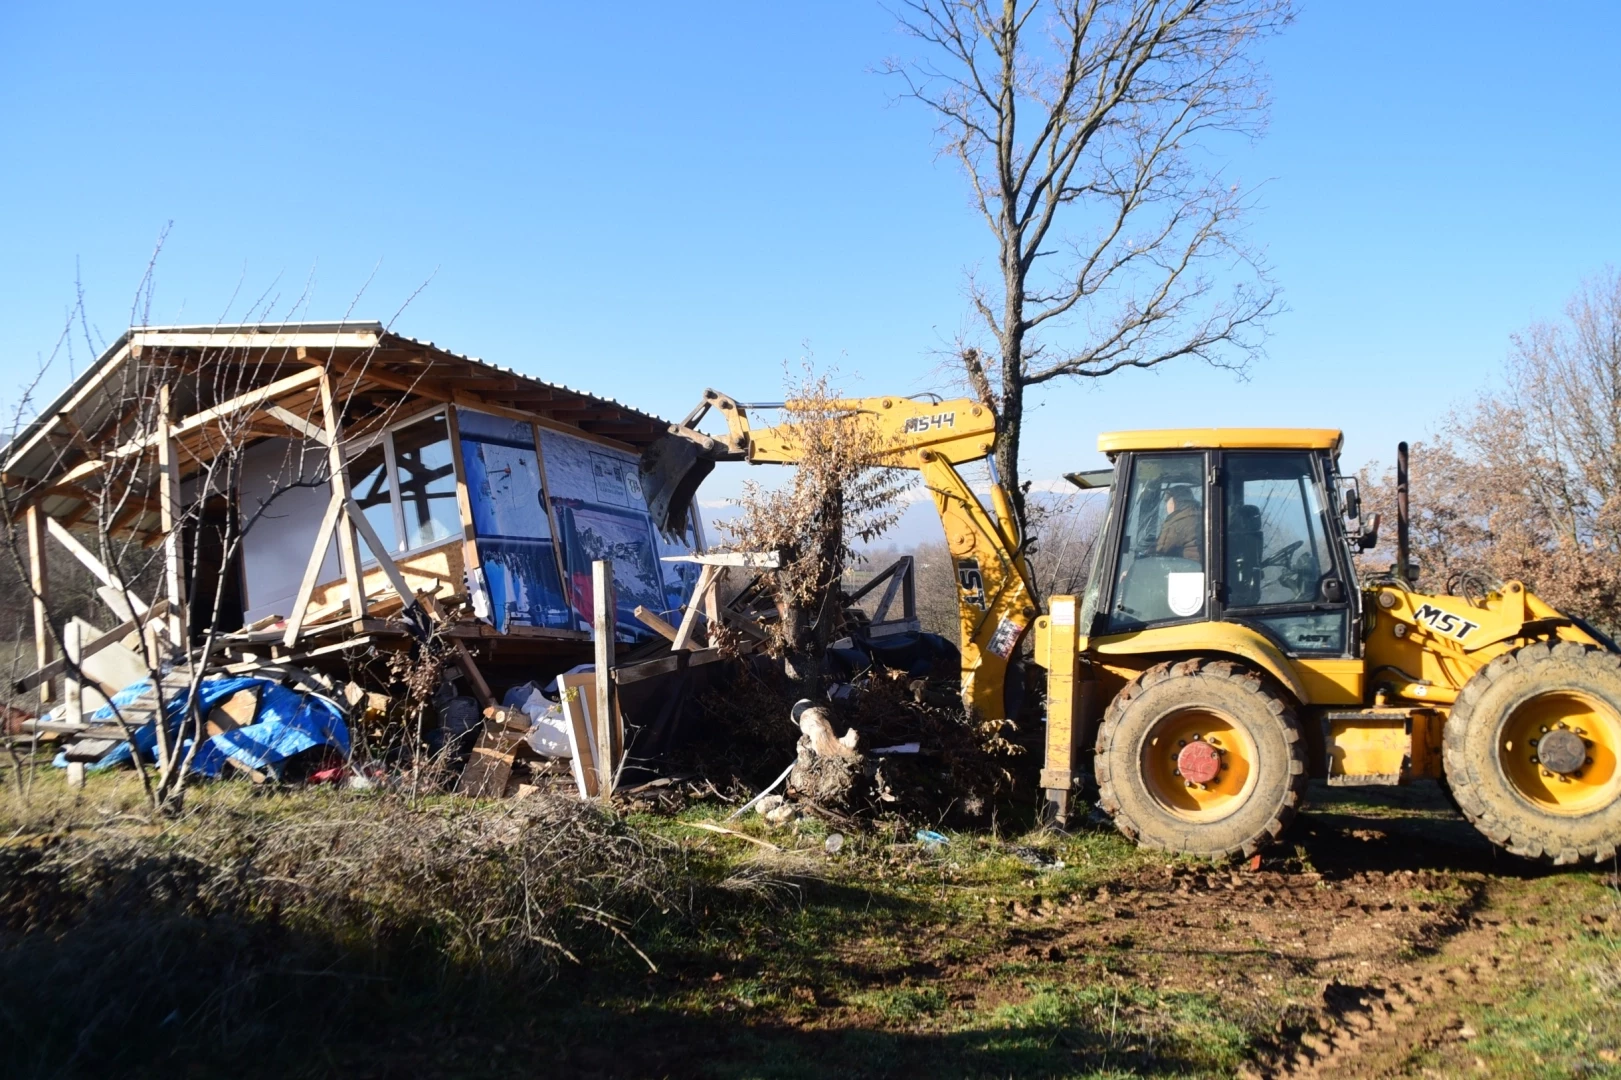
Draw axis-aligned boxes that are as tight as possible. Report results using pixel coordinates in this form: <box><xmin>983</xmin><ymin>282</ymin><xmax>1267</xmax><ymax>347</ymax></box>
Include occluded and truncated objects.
<box><xmin>1036</xmin><ymin>429</ymin><xmax>1621</xmax><ymax>865</ymax></box>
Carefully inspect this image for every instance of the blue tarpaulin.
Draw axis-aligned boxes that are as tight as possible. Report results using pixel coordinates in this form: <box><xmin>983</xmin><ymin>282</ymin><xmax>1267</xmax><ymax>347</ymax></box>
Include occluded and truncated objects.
<box><xmin>55</xmin><ymin>675</ymin><xmax>350</xmax><ymax>776</ymax></box>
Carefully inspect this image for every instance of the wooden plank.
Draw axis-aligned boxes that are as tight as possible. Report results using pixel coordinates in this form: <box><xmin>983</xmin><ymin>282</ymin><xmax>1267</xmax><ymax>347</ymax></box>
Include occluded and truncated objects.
<box><xmin>173</xmin><ymin>367</ymin><xmax>326</xmax><ymax>439</ymax></box>
<box><xmin>455</xmin><ymin>729</ymin><xmax>523</xmax><ymax>798</ymax></box>
<box><xmin>592</xmin><ymin>560</ymin><xmax>618</xmax><ymax>800</ymax></box>
<box><xmin>47</xmin><ymin>366</ymin><xmax>333</xmax><ymax>487</ymax></box>
<box><xmin>16</xmin><ymin>598</ymin><xmax>170</xmax><ymax>691</ymax></box>
<box><xmin>671</xmin><ymin>564</ymin><xmax>717</xmax><ymax>652</ymax></box>
<box><xmin>46</xmin><ymin>517</ymin><xmax>151</xmax><ymax>616</ymax></box>
<box><xmin>559</xmin><ymin>670</ymin><xmax>600</xmax><ymax>799</ymax></box>
<box><xmin>26</xmin><ymin>504</ymin><xmax>51</xmax><ymax>706</ymax></box>
<box><xmin>130</xmin><ymin>330</ymin><xmax>380</xmax><ymax>351</ymax></box>
<box><xmin>611</xmin><ymin>646</ymin><xmax>731</xmax><ymax>686</ymax></box>
<box><xmin>633</xmin><ymin>605</ymin><xmax>678</xmax><ymax>642</ymax></box>
<box><xmin>281</xmin><ymin>491</ymin><xmax>344</xmax><ymax>647</ymax></box>
<box><xmin>661</xmin><ymin>551</ymin><xmax>783</xmax><ymax>568</ymax></box>
<box><xmin>206</xmin><ymin>688</ymin><xmax>260</xmax><ymax>736</ymax></box>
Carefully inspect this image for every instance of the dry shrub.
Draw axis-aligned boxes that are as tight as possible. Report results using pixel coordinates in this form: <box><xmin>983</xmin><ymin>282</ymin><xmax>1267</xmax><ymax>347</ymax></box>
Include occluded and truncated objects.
<box><xmin>717</xmin><ymin>368</ymin><xmax>911</xmax><ymax>664</ymax></box>
<box><xmin>1357</xmin><ymin>270</ymin><xmax>1621</xmax><ymax>634</ymax></box>
<box><xmin>0</xmin><ymin>791</ymin><xmax>690</xmax><ymax>1074</ymax></box>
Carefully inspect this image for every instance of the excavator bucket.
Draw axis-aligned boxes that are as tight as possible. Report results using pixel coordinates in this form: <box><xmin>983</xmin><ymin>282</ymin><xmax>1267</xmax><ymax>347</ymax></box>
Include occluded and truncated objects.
<box><xmin>640</xmin><ymin>432</ymin><xmax>722</xmax><ymax>539</ymax></box>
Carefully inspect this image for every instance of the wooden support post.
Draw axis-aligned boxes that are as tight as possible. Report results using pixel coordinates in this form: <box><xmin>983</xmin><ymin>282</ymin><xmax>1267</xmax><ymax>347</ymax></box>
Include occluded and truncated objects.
<box><xmin>592</xmin><ymin>559</ymin><xmax>617</xmax><ymax>801</ymax></box>
<box><xmin>63</xmin><ymin>620</ymin><xmax>85</xmax><ymax>789</ymax></box>
<box><xmin>156</xmin><ymin>385</ymin><xmax>188</xmax><ymax>651</ymax></box>
<box><xmin>25</xmin><ymin>504</ymin><xmax>52</xmax><ymax>707</ymax></box>
<box><xmin>443</xmin><ymin>406</ymin><xmax>483</xmax><ymax>601</ymax></box>
<box><xmin>63</xmin><ymin>620</ymin><xmax>83</xmax><ymax>727</ymax></box>
<box><xmin>316</xmin><ymin>367</ymin><xmax>367</xmax><ymax>619</ymax></box>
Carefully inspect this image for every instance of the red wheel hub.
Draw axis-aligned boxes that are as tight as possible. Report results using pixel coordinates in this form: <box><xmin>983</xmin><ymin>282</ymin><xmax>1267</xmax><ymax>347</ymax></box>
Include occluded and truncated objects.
<box><xmin>1177</xmin><ymin>740</ymin><xmax>1221</xmax><ymax>785</ymax></box>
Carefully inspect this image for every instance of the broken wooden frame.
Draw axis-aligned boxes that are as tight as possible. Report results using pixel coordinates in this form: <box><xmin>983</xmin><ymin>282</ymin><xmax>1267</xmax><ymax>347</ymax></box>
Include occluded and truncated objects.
<box><xmin>2</xmin><ymin>323</ymin><xmax>686</xmax><ymax>711</ymax></box>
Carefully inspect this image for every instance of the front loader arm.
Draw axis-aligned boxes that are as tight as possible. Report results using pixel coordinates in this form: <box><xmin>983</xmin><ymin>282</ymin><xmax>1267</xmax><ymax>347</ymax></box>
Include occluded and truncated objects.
<box><xmin>641</xmin><ymin>387</ymin><xmax>1035</xmax><ymax>721</ymax></box>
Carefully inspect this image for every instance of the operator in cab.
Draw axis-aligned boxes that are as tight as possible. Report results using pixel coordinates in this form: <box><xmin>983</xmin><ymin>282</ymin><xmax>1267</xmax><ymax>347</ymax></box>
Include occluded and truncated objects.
<box><xmin>1156</xmin><ymin>485</ymin><xmax>1202</xmax><ymax>561</ymax></box>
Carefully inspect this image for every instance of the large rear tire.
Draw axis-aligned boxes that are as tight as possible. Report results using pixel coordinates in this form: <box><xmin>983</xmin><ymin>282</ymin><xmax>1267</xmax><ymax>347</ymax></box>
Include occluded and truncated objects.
<box><xmin>1444</xmin><ymin>640</ymin><xmax>1621</xmax><ymax>864</ymax></box>
<box><xmin>1094</xmin><ymin>659</ymin><xmax>1307</xmax><ymax>859</ymax></box>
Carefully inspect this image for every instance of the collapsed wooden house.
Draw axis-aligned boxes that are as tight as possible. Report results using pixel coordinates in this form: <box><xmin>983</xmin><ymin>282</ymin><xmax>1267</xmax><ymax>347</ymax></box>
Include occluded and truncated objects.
<box><xmin>2</xmin><ymin>322</ymin><xmax>709</xmax><ymax>724</ymax></box>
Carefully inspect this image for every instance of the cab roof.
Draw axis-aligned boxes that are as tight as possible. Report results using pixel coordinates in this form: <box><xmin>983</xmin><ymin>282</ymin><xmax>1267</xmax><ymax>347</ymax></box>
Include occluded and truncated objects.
<box><xmin>1097</xmin><ymin>428</ymin><xmax>1344</xmax><ymax>454</ymax></box>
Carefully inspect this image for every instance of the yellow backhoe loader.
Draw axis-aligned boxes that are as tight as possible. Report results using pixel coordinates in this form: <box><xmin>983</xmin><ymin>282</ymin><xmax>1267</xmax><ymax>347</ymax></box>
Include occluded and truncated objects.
<box><xmin>1034</xmin><ymin>431</ymin><xmax>1620</xmax><ymax>865</ymax></box>
<box><xmin>644</xmin><ymin>395</ymin><xmax>1620</xmax><ymax>865</ymax></box>
<box><xmin>641</xmin><ymin>389</ymin><xmax>1037</xmax><ymax>720</ymax></box>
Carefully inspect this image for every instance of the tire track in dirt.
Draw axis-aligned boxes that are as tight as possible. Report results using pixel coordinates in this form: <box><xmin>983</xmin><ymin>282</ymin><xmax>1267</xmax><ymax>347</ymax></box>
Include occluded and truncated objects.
<box><xmin>996</xmin><ymin>856</ymin><xmax>1494</xmax><ymax>1075</ymax></box>
<box><xmin>1239</xmin><ymin>932</ymin><xmax>1505</xmax><ymax>1079</ymax></box>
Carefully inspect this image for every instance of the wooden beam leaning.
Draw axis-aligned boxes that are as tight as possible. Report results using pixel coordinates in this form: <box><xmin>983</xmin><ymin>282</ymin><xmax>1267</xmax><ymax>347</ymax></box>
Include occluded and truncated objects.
<box><xmin>670</xmin><ymin>564</ymin><xmax>718</xmax><ymax>652</ymax></box>
<box><xmin>26</xmin><ymin>505</ymin><xmax>52</xmax><ymax>706</ymax></box>
<box><xmin>342</xmin><ymin>495</ymin><xmax>424</xmax><ymax>620</ymax></box>
<box><xmin>633</xmin><ymin>605</ymin><xmax>678</xmax><ymax>642</ymax></box>
<box><xmin>281</xmin><ymin>492</ymin><xmax>345</xmax><ymax>647</ymax></box>
<box><xmin>45</xmin><ymin>517</ymin><xmax>150</xmax><ymax>616</ymax></box>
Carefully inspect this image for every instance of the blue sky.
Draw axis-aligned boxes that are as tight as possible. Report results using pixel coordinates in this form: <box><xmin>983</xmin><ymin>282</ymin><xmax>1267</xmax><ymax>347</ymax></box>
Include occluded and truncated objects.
<box><xmin>3</xmin><ymin>1</ymin><xmax>1618</xmax><ymax>529</ymax></box>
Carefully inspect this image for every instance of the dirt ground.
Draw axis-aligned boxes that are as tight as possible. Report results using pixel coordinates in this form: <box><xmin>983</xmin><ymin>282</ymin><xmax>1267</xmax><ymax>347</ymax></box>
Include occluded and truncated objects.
<box><xmin>519</xmin><ymin>780</ymin><xmax>1620</xmax><ymax>1080</ymax></box>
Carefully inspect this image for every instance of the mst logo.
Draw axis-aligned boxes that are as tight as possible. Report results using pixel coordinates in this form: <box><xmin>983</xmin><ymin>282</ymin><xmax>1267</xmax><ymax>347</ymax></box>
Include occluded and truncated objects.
<box><xmin>1413</xmin><ymin>602</ymin><xmax>1480</xmax><ymax>641</ymax></box>
<box><xmin>902</xmin><ymin>412</ymin><xmax>956</xmax><ymax>435</ymax></box>
<box><xmin>957</xmin><ymin>557</ymin><xmax>986</xmax><ymax>608</ymax></box>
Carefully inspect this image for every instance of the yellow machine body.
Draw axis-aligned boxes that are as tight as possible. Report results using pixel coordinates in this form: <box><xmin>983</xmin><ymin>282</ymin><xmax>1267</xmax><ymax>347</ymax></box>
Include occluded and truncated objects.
<box><xmin>1034</xmin><ymin>427</ymin><xmax>1611</xmax><ymax>820</ymax></box>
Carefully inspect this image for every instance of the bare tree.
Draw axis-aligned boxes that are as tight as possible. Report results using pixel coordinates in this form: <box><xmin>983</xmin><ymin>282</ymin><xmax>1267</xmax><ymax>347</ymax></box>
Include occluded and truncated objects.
<box><xmin>886</xmin><ymin>0</ymin><xmax>1290</xmax><ymax>528</ymax></box>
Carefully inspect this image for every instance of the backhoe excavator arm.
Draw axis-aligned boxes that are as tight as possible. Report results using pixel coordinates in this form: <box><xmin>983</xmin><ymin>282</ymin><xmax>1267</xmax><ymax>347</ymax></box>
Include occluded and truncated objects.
<box><xmin>641</xmin><ymin>388</ymin><xmax>1036</xmax><ymax>720</ymax></box>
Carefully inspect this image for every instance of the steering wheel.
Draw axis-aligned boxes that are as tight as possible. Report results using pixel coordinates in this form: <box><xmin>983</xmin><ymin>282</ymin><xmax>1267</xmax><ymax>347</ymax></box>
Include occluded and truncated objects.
<box><xmin>1260</xmin><ymin>540</ymin><xmax>1303</xmax><ymax>569</ymax></box>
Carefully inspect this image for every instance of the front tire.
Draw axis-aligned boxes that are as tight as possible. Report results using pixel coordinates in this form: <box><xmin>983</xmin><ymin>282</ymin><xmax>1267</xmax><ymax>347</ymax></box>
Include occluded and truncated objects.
<box><xmin>1444</xmin><ymin>641</ymin><xmax>1621</xmax><ymax>865</ymax></box>
<box><xmin>1094</xmin><ymin>659</ymin><xmax>1307</xmax><ymax>859</ymax></box>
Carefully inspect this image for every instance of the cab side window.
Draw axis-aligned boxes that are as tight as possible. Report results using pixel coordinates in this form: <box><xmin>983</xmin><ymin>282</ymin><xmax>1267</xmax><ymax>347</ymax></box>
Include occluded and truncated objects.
<box><xmin>1222</xmin><ymin>451</ymin><xmax>1346</xmax><ymax>654</ymax></box>
<box><xmin>1103</xmin><ymin>453</ymin><xmax>1206</xmax><ymax>633</ymax></box>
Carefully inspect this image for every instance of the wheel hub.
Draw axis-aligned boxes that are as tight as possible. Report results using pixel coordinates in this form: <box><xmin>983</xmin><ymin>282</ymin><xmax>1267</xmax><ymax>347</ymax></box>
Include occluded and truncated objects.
<box><xmin>1535</xmin><ymin>728</ymin><xmax>1586</xmax><ymax>775</ymax></box>
<box><xmin>1177</xmin><ymin>739</ymin><xmax>1222</xmax><ymax>784</ymax></box>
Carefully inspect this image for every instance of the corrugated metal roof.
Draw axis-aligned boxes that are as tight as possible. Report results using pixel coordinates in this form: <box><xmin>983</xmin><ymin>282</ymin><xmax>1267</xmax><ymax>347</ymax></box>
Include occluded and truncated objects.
<box><xmin>381</xmin><ymin>329</ymin><xmax>669</xmax><ymax>426</ymax></box>
<box><xmin>1</xmin><ymin>321</ymin><xmax>674</xmax><ymax>478</ymax></box>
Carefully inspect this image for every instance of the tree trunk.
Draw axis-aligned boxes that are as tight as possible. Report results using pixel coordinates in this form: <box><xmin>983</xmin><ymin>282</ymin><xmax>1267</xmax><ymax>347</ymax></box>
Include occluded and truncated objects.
<box><xmin>998</xmin><ymin>263</ymin><xmax>1028</xmax><ymax>533</ymax></box>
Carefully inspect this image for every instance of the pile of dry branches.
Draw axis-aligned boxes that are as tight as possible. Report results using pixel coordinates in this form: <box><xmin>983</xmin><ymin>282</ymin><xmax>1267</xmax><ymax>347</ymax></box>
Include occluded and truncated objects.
<box><xmin>716</xmin><ymin>369</ymin><xmax>911</xmax><ymax>672</ymax></box>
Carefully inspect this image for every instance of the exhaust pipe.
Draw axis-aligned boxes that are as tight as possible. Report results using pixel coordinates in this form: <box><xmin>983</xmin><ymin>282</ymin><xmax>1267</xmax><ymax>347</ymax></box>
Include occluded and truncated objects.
<box><xmin>1396</xmin><ymin>441</ymin><xmax>1410</xmax><ymax>585</ymax></box>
